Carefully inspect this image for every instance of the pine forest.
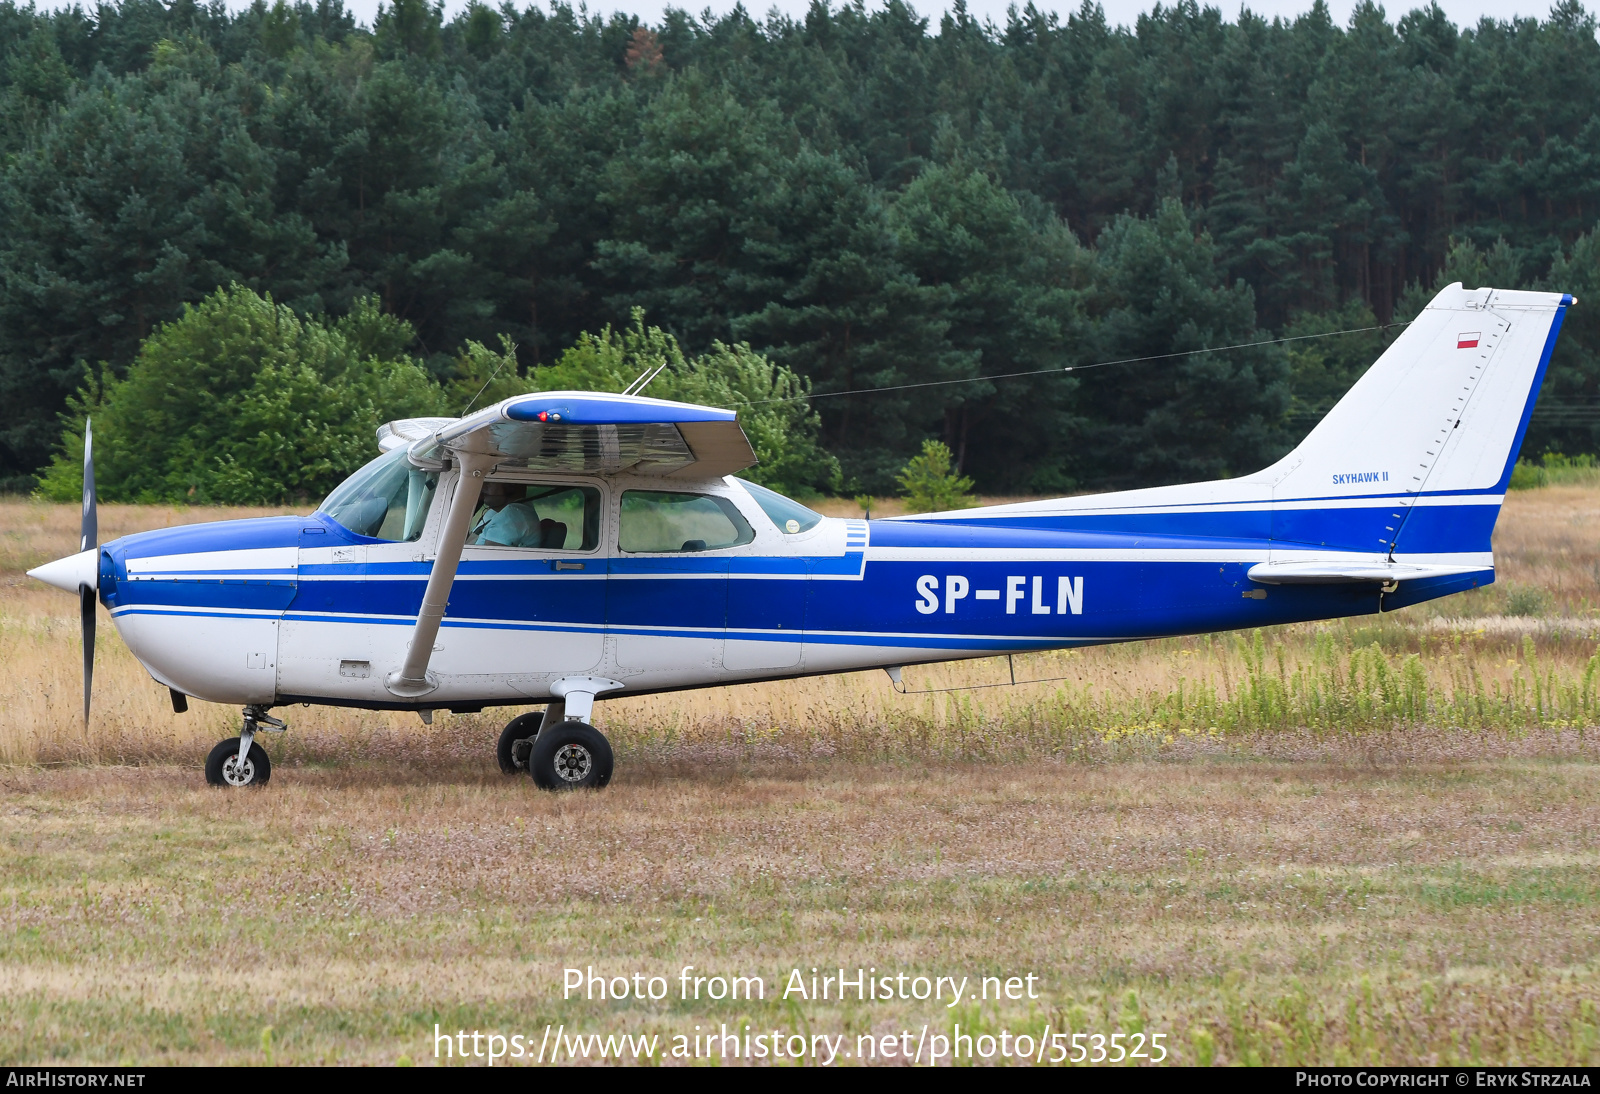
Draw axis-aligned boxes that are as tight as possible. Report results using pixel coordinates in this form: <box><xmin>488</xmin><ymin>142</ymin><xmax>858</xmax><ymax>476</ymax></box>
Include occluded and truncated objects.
<box><xmin>4</xmin><ymin>0</ymin><xmax>1600</xmax><ymax>499</ymax></box>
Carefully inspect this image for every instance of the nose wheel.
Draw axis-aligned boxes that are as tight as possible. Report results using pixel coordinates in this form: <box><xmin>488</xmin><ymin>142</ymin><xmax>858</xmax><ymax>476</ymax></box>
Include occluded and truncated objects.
<box><xmin>205</xmin><ymin>706</ymin><xmax>284</xmax><ymax>787</ymax></box>
<box><xmin>205</xmin><ymin>737</ymin><xmax>271</xmax><ymax>786</ymax></box>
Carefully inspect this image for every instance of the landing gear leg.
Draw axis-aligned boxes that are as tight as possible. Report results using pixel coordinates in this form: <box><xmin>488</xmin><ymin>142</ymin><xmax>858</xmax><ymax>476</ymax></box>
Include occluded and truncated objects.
<box><xmin>204</xmin><ymin>705</ymin><xmax>284</xmax><ymax>787</ymax></box>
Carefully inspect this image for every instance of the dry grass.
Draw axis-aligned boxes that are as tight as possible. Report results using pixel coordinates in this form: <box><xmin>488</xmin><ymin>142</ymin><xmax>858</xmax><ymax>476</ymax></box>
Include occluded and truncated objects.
<box><xmin>3</xmin><ymin>490</ymin><xmax>1600</xmax><ymax>1065</ymax></box>
<box><xmin>4</xmin><ymin>757</ymin><xmax>1599</xmax><ymax>1065</ymax></box>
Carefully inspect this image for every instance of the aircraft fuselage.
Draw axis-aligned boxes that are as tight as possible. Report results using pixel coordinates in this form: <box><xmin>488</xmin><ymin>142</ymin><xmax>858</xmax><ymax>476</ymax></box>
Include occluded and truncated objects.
<box><xmin>98</xmin><ymin>470</ymin><xmax>1482</xmax><ymax>711</ymax></box>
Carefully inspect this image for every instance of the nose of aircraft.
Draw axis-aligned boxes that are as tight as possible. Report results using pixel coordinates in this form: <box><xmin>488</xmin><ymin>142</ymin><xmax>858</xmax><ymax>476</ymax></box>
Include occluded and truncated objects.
<box><xmin>28</xmin><ymin>548</ymin><xmax>100</xmax><ymax>593</ymax></box>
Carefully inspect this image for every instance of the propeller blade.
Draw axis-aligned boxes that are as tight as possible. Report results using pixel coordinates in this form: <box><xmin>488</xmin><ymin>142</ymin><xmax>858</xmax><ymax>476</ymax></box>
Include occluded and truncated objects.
<box><xmin>80</xmin><ymin>418</ymin><xmax>96</xmax><ymax>726</ymax></box>
<box><xmin>81</xmin><ymin>585</ymin><xmax>95</xmax><ymax>726</ymax></box>
<box><xmin>81</xmin><ymin>419</ymin><xmax>96</xmax><ymax>553</ymax></box>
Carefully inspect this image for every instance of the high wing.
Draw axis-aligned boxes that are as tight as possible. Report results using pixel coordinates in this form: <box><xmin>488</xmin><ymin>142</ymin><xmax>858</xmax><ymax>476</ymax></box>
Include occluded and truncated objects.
<box><xmin>384</xmin><ymin>392</ymin><xmax>757</xmax><ymax>479</ymax></box>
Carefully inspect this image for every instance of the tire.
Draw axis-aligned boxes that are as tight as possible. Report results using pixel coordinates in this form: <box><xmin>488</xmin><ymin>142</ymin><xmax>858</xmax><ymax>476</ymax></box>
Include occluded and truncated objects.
<box><xmin>528</xmin><ymin>721</ymin><xmax>613</xmax><ymax>791</ymax></box>
<box><xmin>496</xmin><ymin>711</ymin><xmax>546</xmax><ymax>775</ymax></box>
<box><xmin>205</xmin><ymin>737</ymin><xmax>272</xmax><ymax>787</ymax></box>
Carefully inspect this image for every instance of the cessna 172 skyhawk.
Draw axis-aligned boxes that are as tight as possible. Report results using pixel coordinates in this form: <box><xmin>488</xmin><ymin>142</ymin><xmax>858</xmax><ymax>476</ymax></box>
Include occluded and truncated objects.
<box><xmin>28</xmin><ymin>284</ymin><xmax>1573</xmax><ymax>790</ymax></box>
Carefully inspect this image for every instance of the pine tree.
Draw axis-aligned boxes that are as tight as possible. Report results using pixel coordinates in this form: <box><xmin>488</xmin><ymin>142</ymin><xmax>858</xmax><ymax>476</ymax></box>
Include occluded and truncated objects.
<box><xmin>897</xmin><ymin>439</ymin><xmax>976</xmax><ymax>513</ymax></box>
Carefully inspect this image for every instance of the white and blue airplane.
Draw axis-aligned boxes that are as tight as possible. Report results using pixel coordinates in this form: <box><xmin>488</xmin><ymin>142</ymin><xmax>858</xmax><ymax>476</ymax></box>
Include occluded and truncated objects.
<box><xmin>28</xmin><ymin>284</ymin><xmax>1573</xmax><ymax>789</ymax></box>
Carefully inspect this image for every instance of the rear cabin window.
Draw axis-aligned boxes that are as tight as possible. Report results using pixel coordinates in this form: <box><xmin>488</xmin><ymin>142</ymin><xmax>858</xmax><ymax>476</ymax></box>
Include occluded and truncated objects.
<box><xmin>619</xmin><ymin>491</ymin><xmax>755</xmax><ymax>553</ymax></box>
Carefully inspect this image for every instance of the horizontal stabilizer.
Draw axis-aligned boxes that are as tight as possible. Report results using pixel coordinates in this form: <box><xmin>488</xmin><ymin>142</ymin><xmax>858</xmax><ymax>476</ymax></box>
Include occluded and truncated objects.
<box><xmin>1247</xmin><ymin>560</ymin><xmax>1482</xmax><ymax>585</ymax></box>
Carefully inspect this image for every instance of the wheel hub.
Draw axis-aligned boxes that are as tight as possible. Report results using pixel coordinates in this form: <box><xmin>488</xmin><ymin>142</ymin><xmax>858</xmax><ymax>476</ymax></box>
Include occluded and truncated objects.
<box><xmin>221</xmin><ymin>754</ymin><xmax>255</xmax><ymax>786</ymax></box>
<box><xmin>551</xmin><ymin>742</ymin><xmax>593</xmax><ymax>783</ymax></box>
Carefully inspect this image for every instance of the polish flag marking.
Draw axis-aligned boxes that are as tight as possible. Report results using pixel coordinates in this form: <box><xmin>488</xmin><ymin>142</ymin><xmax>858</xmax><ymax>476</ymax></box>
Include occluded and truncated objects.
<box><xmin>1458</xmin><ymin>332</ymin><xmax>1481</xmax><ymax>349</ymax></box>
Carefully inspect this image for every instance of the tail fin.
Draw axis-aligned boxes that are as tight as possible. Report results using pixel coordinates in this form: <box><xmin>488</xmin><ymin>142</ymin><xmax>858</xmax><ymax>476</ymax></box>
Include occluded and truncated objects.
<box><xmin>904</xmin><ymin>284</ymin><xmax>1572</xmax><ymax>568</ymax></box>
<box><xmin>1265</xmin><ymin>283</ymin><xmax>1571</xmax><ymax>558</ymax></box>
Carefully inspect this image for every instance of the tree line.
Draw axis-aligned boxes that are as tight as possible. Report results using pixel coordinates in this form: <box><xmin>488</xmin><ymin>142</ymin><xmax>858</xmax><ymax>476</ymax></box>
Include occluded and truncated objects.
<box><xmin>36</xmin><ymin>284</ymin><xmax>838</xmax><ymax>502</ymax></box>
<box><xmin>5</xmin><ymin>0</ymin><xmax>1600</xmax><ymax>499</ymax></box>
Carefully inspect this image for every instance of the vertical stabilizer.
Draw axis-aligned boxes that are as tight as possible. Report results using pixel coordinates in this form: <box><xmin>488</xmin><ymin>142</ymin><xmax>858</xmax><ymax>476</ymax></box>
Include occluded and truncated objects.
<box><xmin>893</xmin><ymin>283</ymin><xmax>1571</xmax><ymax>571</ymax></box>
<box><xmin>1263</xmin><ymin>283</ymin><xmax>1570</xmax><ymax>559</ymax></box>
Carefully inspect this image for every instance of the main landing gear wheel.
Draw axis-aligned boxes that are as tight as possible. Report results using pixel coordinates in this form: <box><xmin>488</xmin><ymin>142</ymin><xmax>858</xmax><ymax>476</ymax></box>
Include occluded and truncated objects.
<box><xmin>496</xmin><ymin>711</ymin><xmax>546</xmax><ymax>775</ymax></box>
<box><xmin>205</xmin><ymin>737</ymin><xmax>272</xmax><ymax>787</ymax></box>
<box><xmin>529</xmin><ymin>722</ymin><xmax>613</xmax><ymax>791</ymax></box>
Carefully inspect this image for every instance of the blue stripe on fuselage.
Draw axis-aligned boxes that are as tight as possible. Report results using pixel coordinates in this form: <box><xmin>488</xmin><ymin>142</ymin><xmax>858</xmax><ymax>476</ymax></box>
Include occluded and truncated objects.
<box><xmin>809</xmin><ymin>558</ymin><xmax>1398</xmax><ymax>642</ymax></box>
<box><xmin>101</xmin><ymin>510</ymin><xmax>1492</xmax><ymax>660</ymax></box>
<box><xmin>889</xmin><ymin>500</ymin><xmax>1500</xmax><ymax>555</ymax></box>
<box><xmin>116</xmin><ymin>558</ymin><xmax>1486</xmax><ymax>648</ymax></box>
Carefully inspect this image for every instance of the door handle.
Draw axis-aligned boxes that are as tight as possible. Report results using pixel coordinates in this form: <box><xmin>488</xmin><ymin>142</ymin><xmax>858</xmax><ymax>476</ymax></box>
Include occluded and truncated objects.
<box><xmin>552</xmin><ymin>561</ymin><xmax>585</xmax><ymax>571</ymax></box>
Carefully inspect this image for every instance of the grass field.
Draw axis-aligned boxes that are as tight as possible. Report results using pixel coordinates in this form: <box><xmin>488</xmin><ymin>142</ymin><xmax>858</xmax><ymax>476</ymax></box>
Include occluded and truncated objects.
<box><xmin>3</xmin><ymin>490</ymin><xmax>1600</xmax><ymax>1065</ymax></box>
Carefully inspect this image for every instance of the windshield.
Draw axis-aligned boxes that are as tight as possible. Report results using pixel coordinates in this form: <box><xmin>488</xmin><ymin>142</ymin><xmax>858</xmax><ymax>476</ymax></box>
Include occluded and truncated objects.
<box><xmin>319</xmin><ymin>449</ymin><xmax>438</xmax><ymax>541</ymax></box>
<box><xmin>736</xmin><ymin>478</ymin><xmax>823</xmax><ymax>534</ymax></box>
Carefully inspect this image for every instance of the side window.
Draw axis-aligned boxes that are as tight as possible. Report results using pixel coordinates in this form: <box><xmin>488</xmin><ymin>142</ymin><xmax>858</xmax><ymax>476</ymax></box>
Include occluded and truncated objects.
<box><xmin>619</xmin><ymin>491</ymin><xmax>755</xmax><ymax>553</ymax></box>
<box><xmin>471</xmin><ymin>482</ymin><xmax>602</xmax><ymax>551</ymax></box>
<box><xmin>736</xmin><ymin>478</ymin><xmax>823</xmax><ymax>534</ymax></box>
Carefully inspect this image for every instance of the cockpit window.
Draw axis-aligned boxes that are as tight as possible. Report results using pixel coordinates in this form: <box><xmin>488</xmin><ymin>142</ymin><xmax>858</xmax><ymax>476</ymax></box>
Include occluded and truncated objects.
<box><xmin>318</xmin><ymin>448</ymin><xmax>438</xmax><ymax>542</ymax></box>
<box><xmin>470</xmin><ymin>482</ymin><xmax>601</xmax><ymax>550</ymax></box>
<box><xmin>736</xmin><ymin>478</ymin><xmax>823</xmax><ymax>534</ymax></box>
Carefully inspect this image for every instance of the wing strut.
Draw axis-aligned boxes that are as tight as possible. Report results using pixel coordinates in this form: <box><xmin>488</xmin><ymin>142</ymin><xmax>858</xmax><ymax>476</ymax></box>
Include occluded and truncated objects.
<box><xmin>385</xmin><ymin>450</ymin><xmax>497</xmax><ymax>698</ymax></box>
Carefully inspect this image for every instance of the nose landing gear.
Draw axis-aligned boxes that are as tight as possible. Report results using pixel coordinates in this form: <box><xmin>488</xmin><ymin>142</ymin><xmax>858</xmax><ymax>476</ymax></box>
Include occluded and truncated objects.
<box><xmin>205</xmin><ymin>706</ymin><xmax>285</xmax><ymax>787</ymax></box>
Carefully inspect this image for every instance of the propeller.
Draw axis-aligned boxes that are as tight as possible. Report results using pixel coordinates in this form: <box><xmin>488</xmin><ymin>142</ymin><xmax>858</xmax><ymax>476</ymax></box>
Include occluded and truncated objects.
<box><xmin>79</xmin><ymin>419</ymin><xmax>96</xmax><ymax>726</ymax></box>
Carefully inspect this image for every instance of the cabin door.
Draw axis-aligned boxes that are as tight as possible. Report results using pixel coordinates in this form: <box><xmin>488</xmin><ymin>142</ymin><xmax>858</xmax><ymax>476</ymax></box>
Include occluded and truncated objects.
<box><xmin>607</xmin><ymin>487</ymin><xmax>764</xmax><ymax>674</ymax></box>
<box><xmin>432</xmin><ymin>476</ymin><xmax>609</xmax><ymax>676</ymax></box>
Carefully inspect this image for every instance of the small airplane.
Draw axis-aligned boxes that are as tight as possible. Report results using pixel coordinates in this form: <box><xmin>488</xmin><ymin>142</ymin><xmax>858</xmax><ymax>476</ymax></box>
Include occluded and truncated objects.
<box><xmin>28</xmin><ymin>284</ymin><xmax>1572</xmax><ymax>790</ymax></box>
